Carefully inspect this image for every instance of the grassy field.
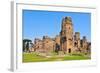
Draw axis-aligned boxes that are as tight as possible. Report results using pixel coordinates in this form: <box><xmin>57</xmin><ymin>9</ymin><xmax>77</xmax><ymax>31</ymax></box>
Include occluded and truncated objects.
<box><xmin>22</xmin><ymin>52</ymin><xmax>91</xmax><ymax>63</ymax></box>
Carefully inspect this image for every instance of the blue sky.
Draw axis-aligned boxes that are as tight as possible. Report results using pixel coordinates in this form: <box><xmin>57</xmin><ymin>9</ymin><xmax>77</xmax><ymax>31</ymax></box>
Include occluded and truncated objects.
<box><xmin>23</xmin><ymin>10</ymin><xmax>91</xmax><ymax>42</ymax></box>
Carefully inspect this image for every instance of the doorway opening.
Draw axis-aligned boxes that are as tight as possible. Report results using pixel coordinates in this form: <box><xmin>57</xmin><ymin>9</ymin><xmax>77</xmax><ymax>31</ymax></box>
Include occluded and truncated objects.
<box><xmin>68</xmin><ymin>48</ymin><xmax>71</xmax><ymax>53</ymax></box>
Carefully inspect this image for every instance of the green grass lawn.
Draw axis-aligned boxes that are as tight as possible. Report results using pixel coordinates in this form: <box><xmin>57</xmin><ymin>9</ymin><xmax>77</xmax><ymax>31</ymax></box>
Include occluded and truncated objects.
<box><xmin>23</xmin><ymin>52</ymin><xmax>91</xmax><ymax>63</ymax></box>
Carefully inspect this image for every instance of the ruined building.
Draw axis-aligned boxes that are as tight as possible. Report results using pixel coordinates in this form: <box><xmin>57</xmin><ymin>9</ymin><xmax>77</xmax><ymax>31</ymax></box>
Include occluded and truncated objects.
<box><xmin>23</xmin><ymin>16</ymin><xmax>91</xmax><ymax>54</ymax></box>
<box><xmin>74</xmin><ymin>32</ymin><xmax>81</xmax><ymax>52</ymax></box>
<box><xmin>60</xmin><ymin>17</ymin><xmax>74</xmax><ymax>54</ymax></box>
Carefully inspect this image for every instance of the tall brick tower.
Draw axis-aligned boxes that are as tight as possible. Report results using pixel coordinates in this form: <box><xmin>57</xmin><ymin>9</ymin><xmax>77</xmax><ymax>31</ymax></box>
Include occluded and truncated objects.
<box><xmin>74</xmin><ymin>32</ymin><xmax>80</xmax><ymax>51</ymax></box>
<box><xmin>60</xmin><ymin>17</ymin><xmax>74</xmax><ymax>54</ymax></box>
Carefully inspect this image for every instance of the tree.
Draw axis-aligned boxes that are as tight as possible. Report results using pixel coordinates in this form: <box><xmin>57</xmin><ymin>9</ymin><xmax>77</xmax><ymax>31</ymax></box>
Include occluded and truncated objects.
<box><xmin>23</xmin><ymin>39</ymin><xmax>32</xmax><ymax>52</ymax></box>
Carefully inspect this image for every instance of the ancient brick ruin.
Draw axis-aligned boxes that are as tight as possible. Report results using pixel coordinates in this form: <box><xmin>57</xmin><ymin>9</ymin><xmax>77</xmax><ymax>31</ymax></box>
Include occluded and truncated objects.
<box><xmin>23</xmin><ymin>16</ymin><xmax>91</xmax><ymax>55</ymax></box>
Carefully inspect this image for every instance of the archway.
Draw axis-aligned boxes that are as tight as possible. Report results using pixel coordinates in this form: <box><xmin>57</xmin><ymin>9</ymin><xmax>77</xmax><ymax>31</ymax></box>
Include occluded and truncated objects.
<box><xmin>68</xmin><ymin>48</ymin><xmax>71</xmax><ymax>53</ymax></box>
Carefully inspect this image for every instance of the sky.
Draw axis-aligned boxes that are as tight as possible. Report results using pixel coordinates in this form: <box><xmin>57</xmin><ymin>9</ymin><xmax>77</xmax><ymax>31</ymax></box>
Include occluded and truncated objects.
<box><xmin>23</xmin><ymin>10</ymin><xmax>91</xmax><ymax>42</ymax></box>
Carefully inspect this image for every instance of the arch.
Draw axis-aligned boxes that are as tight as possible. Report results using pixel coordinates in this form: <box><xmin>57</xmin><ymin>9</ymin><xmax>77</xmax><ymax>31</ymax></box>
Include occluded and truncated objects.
<box><xmin>74</xmin><ymin>42</ymin><xmax>77</xmax><ymax>46</ymax></box>
<box><xmin>68</xmin><ymin>48</ymin><xmax>71</xmax><ymax>53</ymax></box>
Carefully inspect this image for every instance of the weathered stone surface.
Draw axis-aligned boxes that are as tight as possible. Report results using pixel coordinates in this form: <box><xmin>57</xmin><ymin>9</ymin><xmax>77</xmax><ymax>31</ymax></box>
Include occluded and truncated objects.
<box><xmin>60</xmin><ymin>16</ymin><xmax>74</xmax><ymax>54</ymax></box>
